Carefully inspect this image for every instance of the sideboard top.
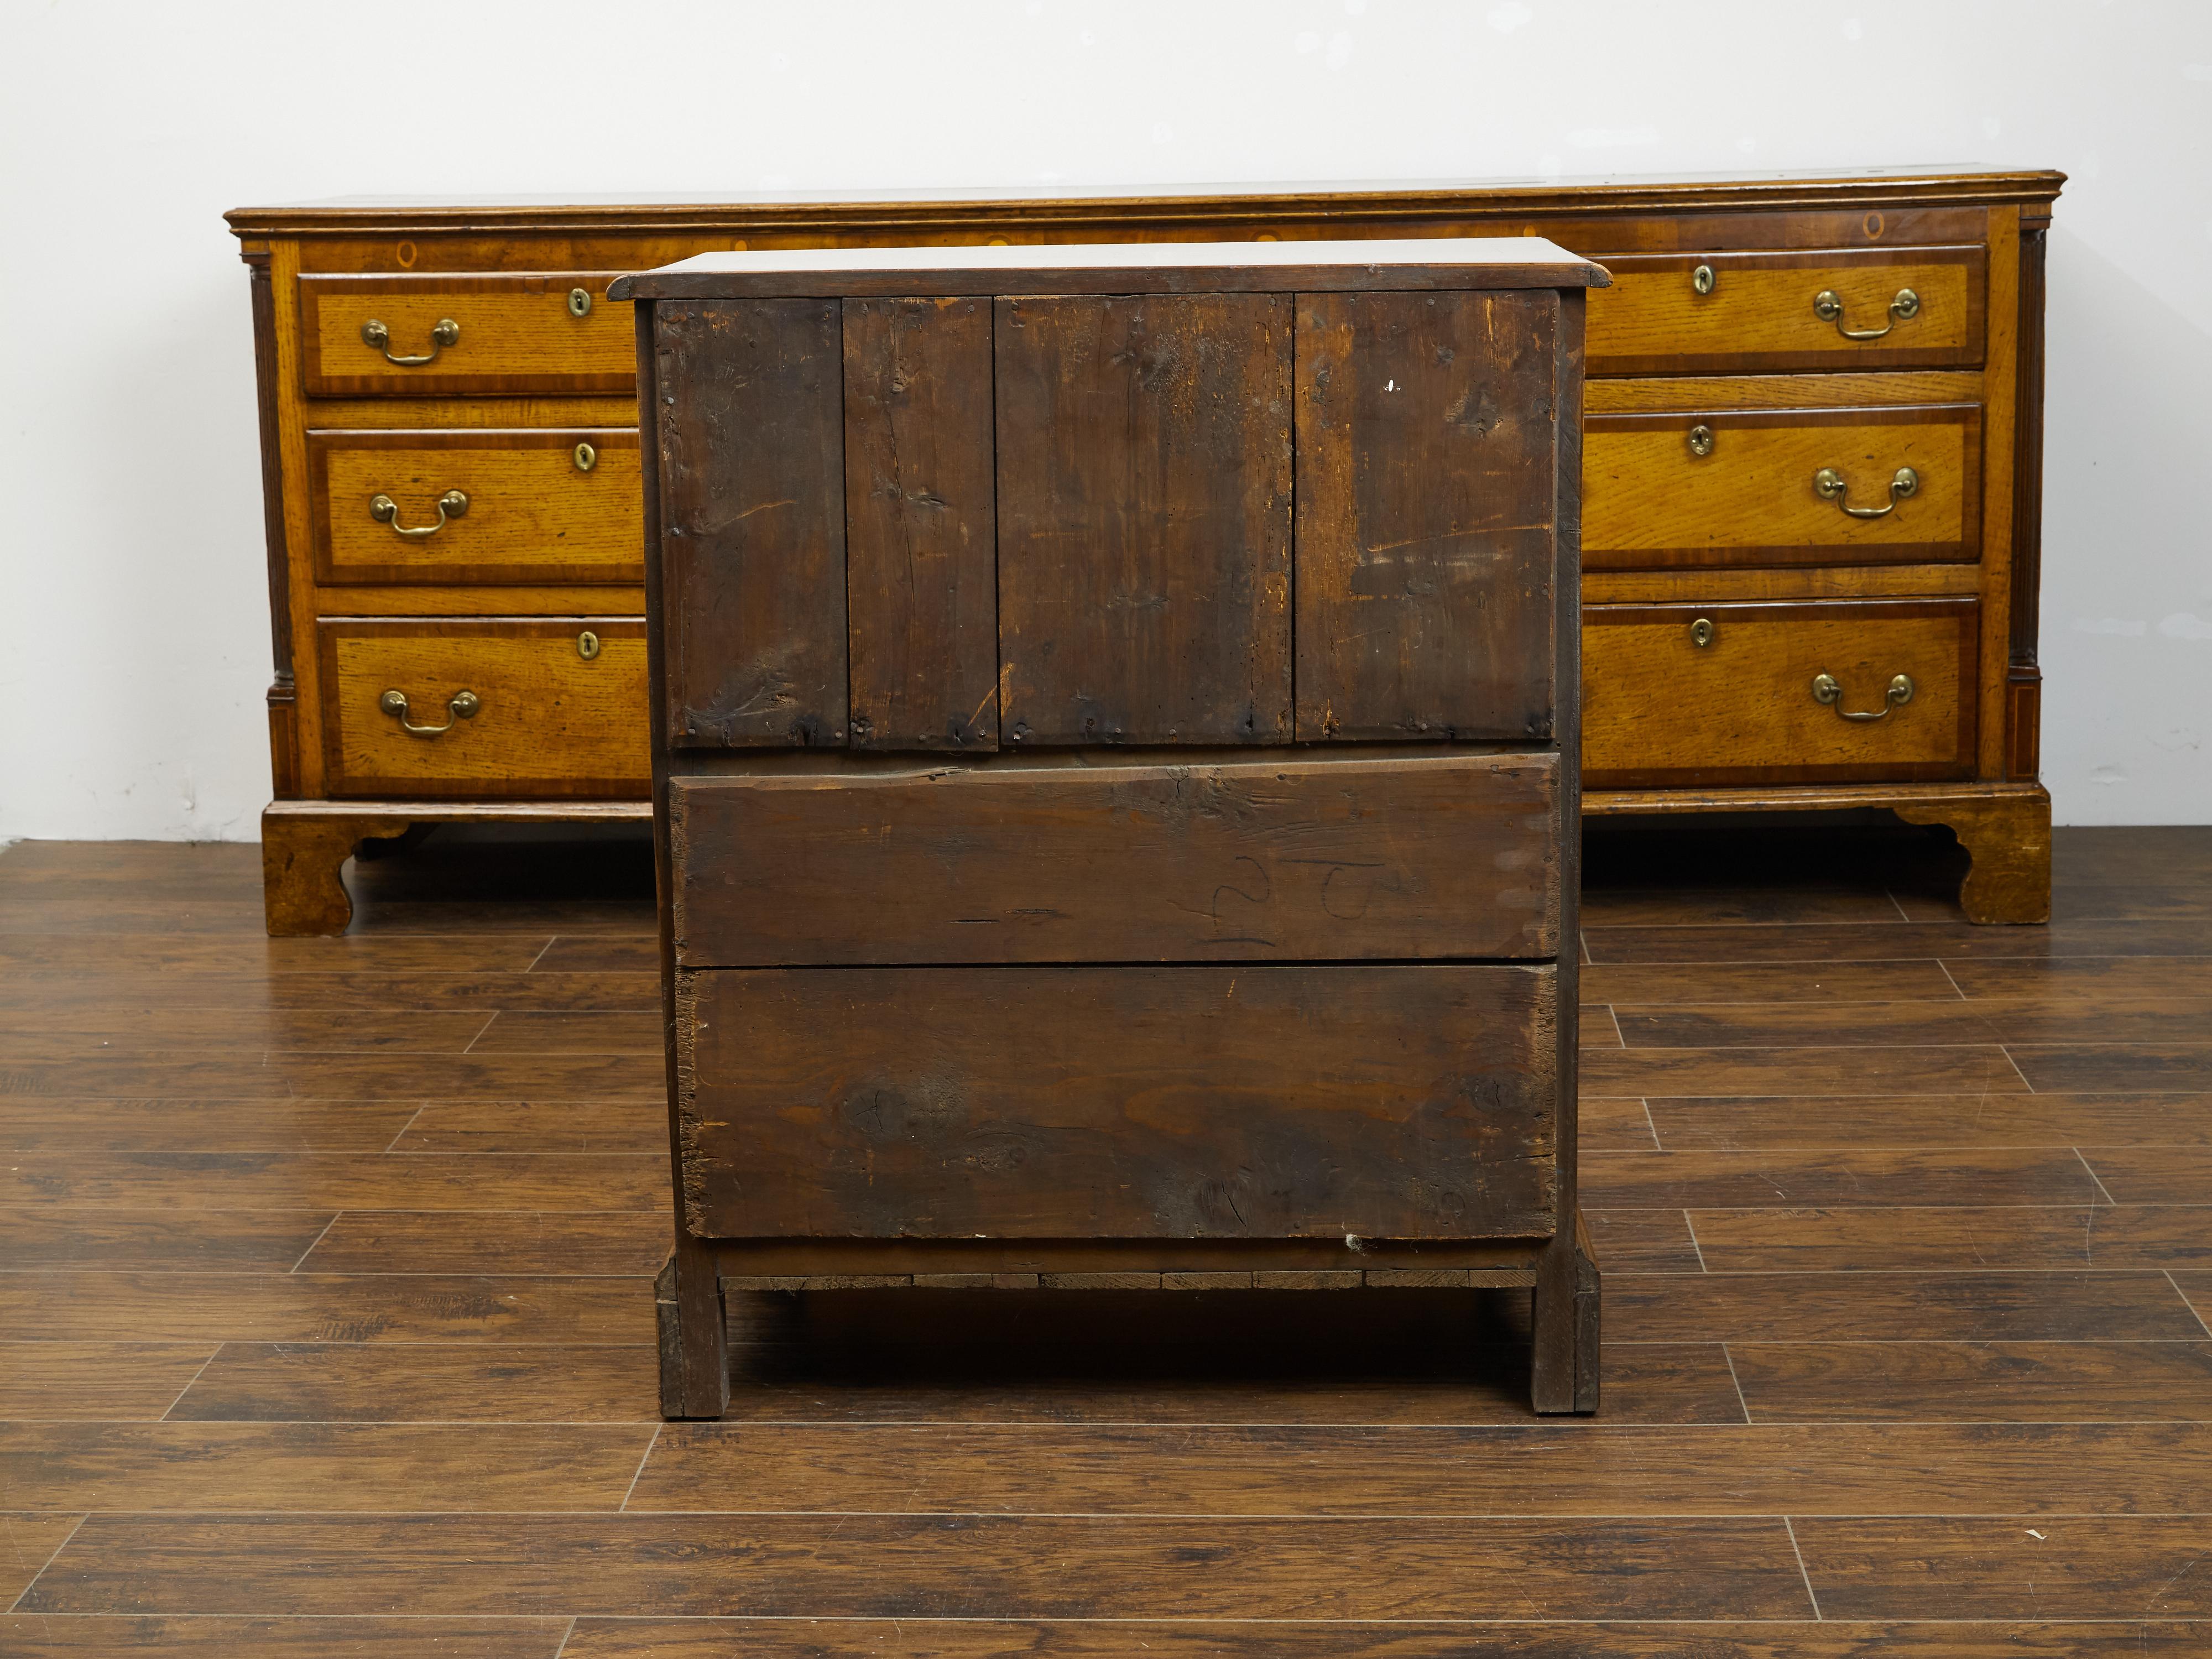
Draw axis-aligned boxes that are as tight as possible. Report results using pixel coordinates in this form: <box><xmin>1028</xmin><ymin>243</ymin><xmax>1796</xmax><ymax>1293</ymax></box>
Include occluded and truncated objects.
<box><xmin>609</xmin><ymin>236</ymin><xmax>1609</xmax><ymax>301</ymax></box>
<box><xmin>225</xmin><ymin>166</ymin><xmax>2066</xmax><ymax>239</ymax></box>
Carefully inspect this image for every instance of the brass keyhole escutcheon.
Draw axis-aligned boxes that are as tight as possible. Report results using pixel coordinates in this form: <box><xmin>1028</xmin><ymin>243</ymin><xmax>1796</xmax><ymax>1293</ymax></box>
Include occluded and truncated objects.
<box><xmin>1688</xmin><ymin>424</ymin><xmax>1715</xmax><ymax>457</ymax></box>
<box><xmin>1689</xmin><ymin>617</ymin><xmax>1715</xmax><ymax>649</ymax></box>
<box><xmin>1691</xmin><ymin>263</ymin><xmax>1715</xmax><ymax>295</ymax></box>
<box><xmin>573</xmin><ymin>442</ymin><xmax>597</xmax><ymax>472</ymax></box>
<box><xmin>577</xmin><ymin>630</ymin><xmax>601</xmax><ymax>661</ymax></box>
<box><xmin>568</xmin><ymin>287</ymin><xmax>593</xmax><ymax>317</ymax></box>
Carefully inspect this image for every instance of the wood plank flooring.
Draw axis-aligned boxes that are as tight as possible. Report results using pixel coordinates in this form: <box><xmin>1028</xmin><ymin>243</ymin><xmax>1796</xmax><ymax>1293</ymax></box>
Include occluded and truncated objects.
<box><xmin>3</xmin><ymin>820</ymin><xmax>2210</xmax><ymax>1655</ymax></box>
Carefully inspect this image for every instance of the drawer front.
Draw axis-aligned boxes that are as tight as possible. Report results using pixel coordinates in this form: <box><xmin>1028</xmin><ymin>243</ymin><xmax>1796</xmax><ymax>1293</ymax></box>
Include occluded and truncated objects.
<box><xmin>1588</xmin><ymin>247</ymin><xmax>1985</xmax><ymax>374</ymax></box>
<box><xmin>316</xmin><ymin>618</ymin><xmax>649</xmax><ymax>799</ymax></box>
<box><xmin>671</xmin><ymin>752</ymin><xmax>1559</xmax><ymax>968</ymax></box>
<box><xmin>1584</xmin><ymin>406</ymin><xmax>1981</xmax><ymax>570</ymax></box>
<box><xmin>309</xmin><ymin>430</ymin><xmax>641</xmax><ymax>585</ymax></box>
<box><xmin>300</xmin><ymin>274</ymin><xmax>635</xmax><ymax>396</ymax></box>
<box><xmin>677</xmin><ymin>963</ymin><xmax>1559</xmax><ymax>1241</ymax></box>
<box><xmin>1584</xmin><ymin>599</ymin><xmax>1978</xmax><ymax>787</ymax></box>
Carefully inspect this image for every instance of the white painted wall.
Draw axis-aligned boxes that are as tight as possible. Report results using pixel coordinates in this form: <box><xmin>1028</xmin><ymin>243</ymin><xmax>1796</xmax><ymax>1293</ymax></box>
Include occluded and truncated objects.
<box><xmin>2</xmin><ymin>0</ymin><xmax>2206</xmax><ymax>837</ymax></box>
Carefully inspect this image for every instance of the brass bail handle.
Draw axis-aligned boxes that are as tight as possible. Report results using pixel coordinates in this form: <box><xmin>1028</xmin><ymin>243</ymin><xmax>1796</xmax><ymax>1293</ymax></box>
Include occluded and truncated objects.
<box><xmin>1813</xmin><ymin>286</ymin><xmax>1919</xmax><ymax>340</ymax></box>
<box><xmin>1812</xmin><ymin>672</ymin><xmax>1914</xmax><ymax>722</ymax></box>
<box><xmin>361</xmin><ymin>317</ymin><xmax>460</xmax><ymax>366</ymax></box>
<box><xmin>370</xmin><ymin>489</ymin><xmax>469</xmax><ymax>538</ymax></box>
<box><xmin>1814</xmin><ymin>466</ymin><xmax>1917</xmax><ymax>519</ymax></box>
<box><xmin>380</xmin><ymin>688</ymin><xmax>481</xmax><ymax>737</ymax></box>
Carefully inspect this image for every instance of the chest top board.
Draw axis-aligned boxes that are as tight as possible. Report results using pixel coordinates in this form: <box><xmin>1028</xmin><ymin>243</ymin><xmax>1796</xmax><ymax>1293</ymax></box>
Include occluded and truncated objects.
<box><xmin>620</xmin><ymin>239</ymin><xmax>1605</xmax><ymax>1420</ymax></box>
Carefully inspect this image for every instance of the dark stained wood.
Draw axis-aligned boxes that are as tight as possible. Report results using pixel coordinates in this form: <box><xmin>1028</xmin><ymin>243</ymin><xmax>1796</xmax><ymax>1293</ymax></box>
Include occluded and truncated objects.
<box><xmin>167</xmin><ymin>1344</ymin><xmax>660</xmax><ymax>1425</ymax></box>
<box><xmin>1581</xmin><ymin>959</ymin><xmax>1963</xmax><ymax>1004</ymax></box>
<box><xmin>241</xmin><ymin>249</ymin><xmax>297</xmax><ymax>802</ymax></box>
<box><xmin>1582</xmin><ymin>1147</ymin><xmax>2103</xmax><ymax>1208</ymax></box>
<box><xmin>669</xmin><ymin>753</ymin><xmax>1559</xmax><ymax>966</ymax></box>
<box><xmin>0</xmin><ymin>1211</ymin><xmax>335</xmax><ymax>1271</ymax></box>
<box><xmin>299</xmin><ymin>1212</ymin><xmax>665</xmax><ymax>1275</ymax></box>
<box><xmin>1686</xmin><ymin>1205</ymin><xmax>2212</xmax><ymax>1272</ymax></box>
<box><xmin>1797</xmin><ymin>1516</ymin><xmax>2212</xmax><ymax>1619</ymax></box>
<box><xmin>16</xmin><ymin>1514</ymin><xmax>1814</xmax><ymax>1619</ymax></box>
<box><xmin>0</xmin><ymin>1618</ymin><xmax>569</xmax><ymax>1658</ymax></box>
<box><xmin>679</xmin><ymin>964</ymin><xmax>1558</xmax><ymax>1241</ymax></box>
<box><xmin>843</xmin><ymin>297</ymin><xmax>1000</xmax><ymax>752</ymax></box>
<box><xmin>2007</xmin><ymin>216</ymin><xmax>2048</xmax><ymax>781</ymax></box>
<box><xmin>994</xmin><ymin>293</ymin><xmax>1292</xmax><ymax>746</ymax></box>
<box><xmin>1645</xmin><ymin>1093</ymin><xmax>2212</xmax><ymax>1149</ymax></box>
<box><xmin>1295</xmin><ymin>289</ymin><xmax>1559</xmax><ymax>742</ymax></box>
<box><xmin>1729</xmin><ymin>1340</ymin><xmax>2212</xmax><ymax>1422</ymax></box>
<box><xmin>2075</xmin><ymin>1147</ymin><xmax>2212</xmax><ymax>1204</ymax></box>
<box><xmin>654</xmin><ymin>299</ymin><xmax>847</xmax><ymax>747</ymax></box>
<box><xmin>1605</xmin><ymin>1270</ymin><xmax>2210</xmax><ymax>1343</ymax></box>
<box><xmin>0</xmin><ymin>1345</ymin><xmax>219</xmax><ymax>1421</ymax></box>
<box><xmin>1579</xmin><ymin>1042</ymin><xmax>2029</xmax><ymax>1097</ymax></box>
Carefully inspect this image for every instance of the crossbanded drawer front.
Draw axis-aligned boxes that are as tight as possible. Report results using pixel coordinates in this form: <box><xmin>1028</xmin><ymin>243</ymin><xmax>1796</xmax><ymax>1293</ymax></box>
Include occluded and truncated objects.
<box><xmin>669</xmin><ymin>753</ymin><xmax>1559</xmax><ymax>967</ymax></box>
<box><xmin>316</xmin><ymin>618</ymin><xmax>649</xmax><ymax>799</ymax></box>
<box><xmin>308</xmin><ymin>430</ymin><xmax>641</xmax><ymax>585</ymax></box>
<box><xmin>1588</xmin><ymin>247</ymin><xmax>1985</xmax><ymax>374</ymax></box>
<box><xmin>1583</xmin><ymin>599</ymin><xmax>1979</xmax><ymax>787</ymax></box>
<box><xmin>299</xmin><ymin>273</ymin><xmax>635</xmax><ymax>396</ymax></box>
<box><xmin>676</xmin><ymin>963</ymin><xmax>1560</xmax><ymax>1241</ymax></box>
<box><xmin>1583</xmin><ymin>405</ymin><xmax>1981</xmax><ymax>570</ymax></box>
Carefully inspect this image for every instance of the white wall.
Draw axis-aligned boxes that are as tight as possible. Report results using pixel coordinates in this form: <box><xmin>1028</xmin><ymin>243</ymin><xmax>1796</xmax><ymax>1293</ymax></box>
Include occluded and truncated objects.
<box><xmin>2</xmin><ymin>0</ymin><xmax>2206</xmax><ymax>838</ymax></box>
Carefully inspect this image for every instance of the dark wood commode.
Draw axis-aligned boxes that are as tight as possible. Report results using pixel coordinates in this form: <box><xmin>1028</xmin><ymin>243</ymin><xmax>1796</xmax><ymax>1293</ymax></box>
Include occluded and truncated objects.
<box><xmin>617</xmin><ymin>239</ymin><xmax>1604</xmax><ymax>1417</ymax></box>
<box><xmin>229</xmin><ymin>169</ymin><xmax>2062</xmax><ymax>934</ymax></box>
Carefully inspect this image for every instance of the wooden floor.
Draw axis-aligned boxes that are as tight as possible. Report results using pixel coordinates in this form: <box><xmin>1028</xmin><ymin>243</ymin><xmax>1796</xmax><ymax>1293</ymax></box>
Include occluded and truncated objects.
<box><xmin>2</xmin><ymin>820</ymin><xmax>2210</xmax><ymax>1655</ymax></box>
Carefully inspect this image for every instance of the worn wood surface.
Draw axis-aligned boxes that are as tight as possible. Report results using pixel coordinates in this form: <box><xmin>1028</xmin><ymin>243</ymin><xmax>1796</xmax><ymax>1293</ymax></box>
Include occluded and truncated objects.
<box><xmin>842</xmin><ymin>297</ymin><xmax>1000</xmax><ymax>752</ymax></box>
<box><xmin>677</xmin><ymin>963</ymin><xmax>1559</xmax><ymax>1241</ymax></box>
<box><xmin>994</xmin><ymin>293</ymin><xmax>1292</xmax><ymax>746</ymax></box>
<box><xmin>307</xmin><ymin>429</ymin><xmax>641</xmax><ymax>586</ymax></box>
<box><xmin>654</xmin><ymin>299</ymin><xmax>847</xmax><ymax>748</ymax></box>
<box><xmin>9</xmin><ymin>825</ymin><xmax>2212</xmax><ymax>1643</ymax></box>
<box><xmin>1583</xmin><ymin>600</ymin><xmax>1980</xmax><ymax>787</ymax></box>
<box><xmin>669</xmin><ymin>753</ymin><xmax>1559</xmax><ymax>966</ymax></box>
<box><xmin>1294</xmin><ymin>289</ymin><xmax>1559</xmax><ymax>742</ymax></box>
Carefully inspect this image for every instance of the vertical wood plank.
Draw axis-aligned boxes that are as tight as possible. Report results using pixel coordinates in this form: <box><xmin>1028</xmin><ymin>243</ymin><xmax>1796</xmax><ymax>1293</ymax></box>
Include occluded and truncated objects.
<box><xmin>654</xmin><ymin>299</ymin><xmax>846</xmax><ymax>748</ymax></box>
<box><xmin>1295</xmin><ymin>289</ymin><xmax>1560</xmax><ymax>742</ymax></box>
<box><xmin>994</xmin><ymin>294</ymin><xmax>1291</xmax><ymax>747</ymax></box>
<box><xmin>843</xmin><ymin>298</ymin><xmax>999</xmax><ymax>751</ymax></box>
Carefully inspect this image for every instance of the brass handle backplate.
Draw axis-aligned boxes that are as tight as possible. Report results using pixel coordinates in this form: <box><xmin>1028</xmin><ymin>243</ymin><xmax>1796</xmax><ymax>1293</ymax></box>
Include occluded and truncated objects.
<box><xmin>379</xmin><ymin>687</ymin><xmax>481</xmax><ymax>737</ymax></box>
<box><xmin>1814</xmin><ymin>466</ymin><xmax>1917</xmax><ymax>519</ymax></box>
<box><xmin>370</xmin><ymin>490</ymin><xmax>469</xmax><ymax>537</ymax></box>
<box><xmin>360</xmin><ymin>317</ymin><xmax>460</xmax><ymax>365</ymax></box>
<box><xmin>1812</xmin><ymin>672</ymin><xmax>1914</xmax><ymax>722</ymax></box>
<box><xmin>1812</xmin><ymin>287</ymin><xmax>1919</xmax><ymax>340</ymax></box>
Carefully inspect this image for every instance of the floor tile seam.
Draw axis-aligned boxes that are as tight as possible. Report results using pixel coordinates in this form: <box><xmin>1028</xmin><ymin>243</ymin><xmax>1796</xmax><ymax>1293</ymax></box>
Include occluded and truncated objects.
<box><xmin>23</xmin><ymin>1505</ymin><xmax>2212</xmax><ymax>1521</ymax></box>
<box><xmin>2072</xmin><ymin>1149</ymin><xmax>2122</xmax><ymax>1208</ymax></box>
<box><xmin>619</xmin><ymin>1424</ymin><xmax>662</xmax><ymax>1512</ymax></box>
<box><xmin>1782</xmin><ymin>1516</ymin><xmax>1823</xmax><ymax>1620</ymax></box>
<box><xmin>3</xmin><ymin>1511</ymin><xmax>85</xmax><ymax>1615</ymax></box>
<box><xmin>154</xmin><ymin>1348</ymin><xmax>225</xmax><ymax>1422</ymax></box>
<box><xmin>11</xmin><ymin>1414</ymin><xmax>2201</xmax><ymax>1428</ymax></box>
<box><xmin>2166</xmin><ymin>1272</ymin><xmax>2212</xmax><ymax>1339</ymax></box>
<box><xmin>287</xmin><ymin>1214</ymin><xmax>345</xmax><ymax>1273</ymax></box>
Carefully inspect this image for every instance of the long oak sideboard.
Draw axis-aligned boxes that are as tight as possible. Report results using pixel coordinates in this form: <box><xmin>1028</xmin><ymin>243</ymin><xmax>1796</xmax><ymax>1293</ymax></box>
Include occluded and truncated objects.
<box><xmin>228</xmin><ymin>168</ymin><xmax>2062</xmax><ymax>933</ymax></box>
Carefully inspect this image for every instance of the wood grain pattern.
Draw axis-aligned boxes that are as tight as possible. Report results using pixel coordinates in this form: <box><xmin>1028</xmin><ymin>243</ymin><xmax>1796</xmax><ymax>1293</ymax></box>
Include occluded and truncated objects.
<box><xmin>1729</xmin><ymin>1341</ymin><xmax>2212</xmax><ymax>1422</ymax></box>
<box><xmin>167</xmin><ymin>1345</ymin><xmax>659</xmax><ymax>1425</ymax></box>
<box><xmin>843</xmin><ymin>297</ymin><xmax>1000</xmax><ymax>751</ymax></box>
<box><xmin>669</xmin><ymin>753</ymin><xmax>1559</xmax><ymax>966</ymax></box>
<box><xmin>1583</xmin><ymin>599</ymin><xmax>1979</xmax><ymax>787</ymax></box>
<box><xmin>994</xmin><ymin>293</ymin><xmax>1291</xmax><ymax>746</ymax></box>
<box><xmin>655</xmin><ymin>299</ymin><xmax>847</xmax><ymax>747</ymax></box>
<box><xmin>298</xmin><ymin>273</ymin><xmax>636</xmax><ymax>396</ymax></box>
<box><xmin>1587</xmin><ymin>246</ymin><xmax>1986</xmax><ymax>374</ymax></box>
<box><xmin>1604</xmin><ymin>1271</ymin><xmax>2210</xmax><ymax>1343</ymax></box>
<box><xmin>1584</xmin><ymin>406</ymin><xmax>1980</xmax><ymax>568</ymax></box>
<box><xmin>0</xmin><ymin>1347</ymin><xmax>218</xmax><ymax>1422</ymax></box>
<box><xmin>1797</xmin><ymin>1516</ymin><xmax>2212</xmax><ymax>1620</ymax></box>
<box><xmin>0</xmin><ymin>1618</ymin><xmax>569</xmax><ymax>1657</ymax></box>
<box><xmin>308</xmin><ymin>429</ymin><xmax>640</xmax><ymax>586</ymax></box>
<box><xmin>678</xmin><ymin>964</ymin><xmax>1559</xmax><ymax>1241</ymax></box>
<box><xmin>15</xmin><ymin>1514</ymin><xmax>1813</xmax><ymax>1618</ymax></box>
<box><xmin>1295</xmin><ymin>289</ymin><xmax>1558</xmax><ymax>742</ymax></box>
<box><xmin>315</xmin><ymin>619</ymin><xmax>649</xmax><ymax>798</ymax></box>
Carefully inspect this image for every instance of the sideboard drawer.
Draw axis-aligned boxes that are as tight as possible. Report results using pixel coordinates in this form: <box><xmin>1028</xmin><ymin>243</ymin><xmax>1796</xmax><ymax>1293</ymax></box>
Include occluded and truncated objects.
<box><xmin>299</xmin><ymin>274</ymin><xmax>635</xmax><ymax>396</ymax></box>
<box><xmin>309</xmin><ymin>430</ymin><xmax>641</xmax><ymax>585</ymax></box>
<box><xmin>316</xmin><ymin>618</ymin><xmax>649</xmax><ymax>799</ymax></box>
<box><xmin>1588</xmin><ymin>246</ymin><xmax>1985</xmax><ymax>374</ymax></box>
<box><xmin>676</xmin><ymin>962</ymin><xmax>1561</xmax><ymax>1241</ymax></box>
<box><xmin>1584</xmin><ymin>405</ymin><xmax>1981</xmax><ymax>570</ymax></box>
<box><xmin>1583</xmin><ymin>599</ymin><xmax>1979</xmax><ymax>787</ymax></box>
